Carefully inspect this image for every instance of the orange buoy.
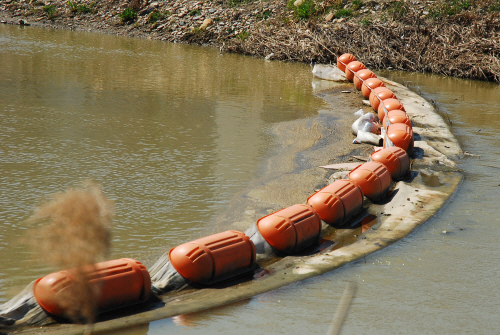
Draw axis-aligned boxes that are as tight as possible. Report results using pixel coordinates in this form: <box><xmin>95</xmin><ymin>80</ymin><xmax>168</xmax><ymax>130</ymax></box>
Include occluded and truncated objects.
<box><xmin>384</xmin><ymin>123</ymin><xmax>414</xmax><ymax>153</ymax></box>
<box><xmin>169</xmin><ymin>231</ymin><xmax>255</xmax><ymax>284</ymax></box>
<box><xmin>348</xmin><ymin>162</ymin><xmax>392</xmax><ymax>201</ymax></box>
<box><xmin>307</xmin><ymin>179</ymin><xmax>364</xmax><ymax>225</ymax></box>
<box><xmin>383</xmin><ymin>110</ymin><xmax>412</xmax><ymax>132</ymax></box>
<box><xmin>361</xmin><ymin>78</ymin><xmax>385</xmax><ymax>98</ymax></box>
<box><xmin>369</xmin><ymin>87</ymin><xmax>396</xmax><ymax>112</ymax></box>
<box><xmin>370</xmin><ymin>147</ymin><xmax>410</xmax><ymax>180</ymax></box>
<box><xmin>353</xmin><ymin>69</ymin><xmax>377</xmax><ymax>91</ymax></box>
<box><xmin>377</xmin><ymin>98</ymin><xmax>405</xmax><ymax>124</ymax></box>
<box><xmin>33</xmin><ymin>258</ymin><xmax>151</xmax><ymax>318</ymax></box>
<box><xmin>257</xmin><ymin>204</ymin><xmax>321</xmax><ymax>254</ymax></box>
<box><xmin>337</xmin><ymin>53</ymin><xmax>357</xmax><ymax>72</ymax></box>
<box><xmin>345</xmin><ymin>61</ymin><xmax>367</xmax><ymax>82</ymax></box>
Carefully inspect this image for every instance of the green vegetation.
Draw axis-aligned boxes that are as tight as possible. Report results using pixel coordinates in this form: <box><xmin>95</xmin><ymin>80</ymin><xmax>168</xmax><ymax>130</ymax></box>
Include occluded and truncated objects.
<box><xmin>148</xmin><ymin>10</ymin><xmax>166</xmax><ymax>23</ymax></box>
<box><xmin>387</xmin><ymin>1</ymin><xmax>409</xmax><ymax>20</ymax></box>
<box><xmin>429</xmin><ymin>0</ymin><xmax>471</xmax><ymax>17</ymax></box>
<box><xmin>236</xmin><ymin>30</ymin><xmax>250</xmax><ymax>41</ymax></box>
<box><xmin>332</xmin><ymin>0</ymin><xmax>344</xmax><ymax>10</ymax></box>
<box><xmin>227</xmin><ymin>0</ymin><xmax>255</xmax><ymax>7</ymax></box>
<box><xmin>335</xmin><ymin>8</ymin><xmax>352</xmax><ymax>18</ymax></box>
<box><xmin>287</xmin><ymin>0</ymin><xmax>316</xmax><ymax>20</ymax></box>
<box><xmin>188</xmin><ymin>9</ymin><xmax>201</xmax><ymax>16</ymax></box>
<box><xmin>43</xmin><ymin>5</ymin><xmax>57</xmax><ymax>19</ymax></box>
<box><xmin>255</xmin><ymin>9</ymin><xmax>271</xmax><ymax>20</ymax></box>
<box><xmin>119</xmin><ymin>8</ymin><xmax>137</xmax><ymax>23</ymax></box>
<box><xmin>360</xmin><ymin>17</ymin><xmax>371</xmax><ymax>26</ymax></box>
<box><xmin>67</xmin><ymin>1</ymin><xmax>94</xmax><ymax>14</ymax></box>
<box><xmin>352</xmin><ymin>0</ymin><xmax>363</xmax><ymax>11</ymax></box>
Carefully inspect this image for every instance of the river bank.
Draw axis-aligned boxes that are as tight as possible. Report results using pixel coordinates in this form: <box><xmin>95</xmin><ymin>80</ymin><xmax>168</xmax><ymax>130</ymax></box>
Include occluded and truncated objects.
<box><xmin>1</xmin><ymin>0</ymin><xmax>500</xmax><ymax>82</ymax></box>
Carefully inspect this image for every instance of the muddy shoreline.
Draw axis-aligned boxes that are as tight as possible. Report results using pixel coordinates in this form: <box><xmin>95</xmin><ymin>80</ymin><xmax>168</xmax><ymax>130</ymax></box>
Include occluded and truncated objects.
<box><xmin>1</xmin><ymin>0</ymin><xmax>500</xmax><ymax>82</ymax></box>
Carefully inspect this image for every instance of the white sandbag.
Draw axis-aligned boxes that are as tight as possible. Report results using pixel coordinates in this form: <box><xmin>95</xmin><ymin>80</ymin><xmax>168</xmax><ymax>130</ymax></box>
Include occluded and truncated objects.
<box><xmin>312</xmin><ymin>64</ymin><xmax>348</xmax><ymax>82</ymax></box>
<box><xmin>352</xmin><ymin>112</ymin><xmax>379</xmax><ymax>136</ymax></box>
<box><xmin>353</xmin><ymin>130</ymin><xmax>383</xmax><ymax>146</ymax></box>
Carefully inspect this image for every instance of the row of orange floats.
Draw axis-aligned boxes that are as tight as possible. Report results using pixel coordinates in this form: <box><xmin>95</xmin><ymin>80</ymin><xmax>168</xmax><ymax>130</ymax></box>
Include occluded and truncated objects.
<box><xmin>33</xmin><ymin>54</ymin><xmax>414</xmax><ymax>320</ymax></box>
<box><xmin>338</xmin><ymin>53</ymin><xmax>415</xmax><ymax>154</ymax></box>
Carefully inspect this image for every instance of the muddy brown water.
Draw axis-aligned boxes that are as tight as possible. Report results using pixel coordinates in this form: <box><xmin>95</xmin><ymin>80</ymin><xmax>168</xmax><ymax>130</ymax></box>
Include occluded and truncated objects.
<box><xmin>1</xmin><ymin>24</ymin><xmax>500</xmax><ymax>334</ymax></box>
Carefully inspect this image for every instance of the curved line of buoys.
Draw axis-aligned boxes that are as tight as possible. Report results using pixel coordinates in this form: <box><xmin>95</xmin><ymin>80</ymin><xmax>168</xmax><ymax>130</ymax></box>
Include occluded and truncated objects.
<box><xmin>31</xmin><ymin>53</ymin><xmax>418</xmax><ymax>322</ymax></box>
<box><xmin>33</xmin><ymin>258</ymin><xmax>151</xmax><ymax>318</ymax></box>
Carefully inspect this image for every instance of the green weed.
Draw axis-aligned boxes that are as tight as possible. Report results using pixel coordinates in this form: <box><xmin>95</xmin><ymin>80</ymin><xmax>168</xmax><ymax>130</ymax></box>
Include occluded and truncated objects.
<box><xmin>188</xmin><ymin>9</ymin><xmax>201</xmax><ymax>16</ymax></box>
<box><xmin>43</xmin><ymin>5</ymin><xmax>57</xmax><ymax>19</ymax></box>
<box><xmin>119</xmin><ymin>8</ymin><xmax>137</xmax><ymax>23</ymax></box>
<box><xmin>360</xmin><ymin>17</ymin><xmax>371</xmax><ymax>26</ymax></box>
<box><xmin>147</xmin><ymin>10</ymin><xmax>165</xmax><ymax>23</ymax></box>
<box><xmin>352</xmin><ymin>0</ymin><xmax>363</xmax><ymax>10</ymax></box>
<box><xmin>236</xmin><ymin>30</ymin><xmax>250</xmax><ymax>40</ymax></box>
<box><xmin>289</xmin><ymin>0</ymin><xmax>316</xmax><ymax>20</ymax></box>
<box><xmin>336</xmin><ymin>8</ymin><xmax>352</xmax><ymax>18</ymax></box>
<box><xmin>255</xmin><ymin>9</ymin><xmax>271</xmax><ymax>20</ymax></box>
<box><xmin>388</xmin><ymin>1</ymin><xmax>409</xmax><ymax>20</ymax></box>
<box><xmin>429</xmin><ymin>0</ymin><xmax>472</xmax><ymax>17</ymax></box>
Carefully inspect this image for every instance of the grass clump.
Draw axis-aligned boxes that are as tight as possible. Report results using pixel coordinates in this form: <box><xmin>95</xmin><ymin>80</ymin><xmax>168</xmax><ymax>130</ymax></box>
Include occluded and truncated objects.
<box><xmin>288</xmin><ymin>0</ymin><xmax>317</xmax><ymax>20</ymax></box>
<box><xmin>387</xmin><ymin>1</ymin><xmax>409</xmax><ymax>20</ymax></box>
<box><xmin>119</xmin><ymin>7</ymin><xmax>137</xmax><ymax>23</ymax></box>
<box><xmin>189</xmin><ymin>9</ymin><xmax>201</xmax><ymax>16</ymax></box>
<box><xmin>236</xmin><ymin>30</ymin><xmax>250</xmax><ymax>40</ymax></box>
<box><xmin>429</xmin><ymin>0</ymin><xmax>472</xmax><ymax>17</ymax></box>
<box><xmin>67</xmin><ymin>1</ymin><xmax>94</xmax><ymax>14</ymax></box>
<box><xmin>352</xmin><ymin>0</ymin><xmax>363</xmax><ymax>10</ymax></box>
<box><xmin>148</xmin><ymin>10</ymin><xmax>166</xmax><ymax>23</ymax></box>
<box><xmin>336</xmin><ymin>8</ymin><xmax>352</xmax><ymax>18</ymax></box>
<box><xmin>255</xmin><ymin>9</ymin><xmax>271</xmax><ymax>20</ymax></box>
<box><xmin>43</xmin><ymin>4</ymin><xmax>57</xmax><ymax>19</ymax></box>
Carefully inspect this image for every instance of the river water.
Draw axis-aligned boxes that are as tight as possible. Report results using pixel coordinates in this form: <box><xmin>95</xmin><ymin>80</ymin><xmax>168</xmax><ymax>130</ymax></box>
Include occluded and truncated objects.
<box><xmin>1</xmin><ymin>24</ymin><xmax>500</xmax><ymax>334</ymax></box>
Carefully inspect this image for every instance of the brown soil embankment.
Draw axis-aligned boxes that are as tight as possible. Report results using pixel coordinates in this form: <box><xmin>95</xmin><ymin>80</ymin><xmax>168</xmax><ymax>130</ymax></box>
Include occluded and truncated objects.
<box><xmin>1</xmin><ymin>0</ymin><xmax>499</xmax><ymax>82</ymax></box>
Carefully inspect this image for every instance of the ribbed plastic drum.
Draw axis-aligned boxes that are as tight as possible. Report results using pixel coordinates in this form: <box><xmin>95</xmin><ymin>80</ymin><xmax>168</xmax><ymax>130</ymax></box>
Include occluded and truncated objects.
<box><xmin>337</xmin><ymin>53</ymin><xmax>357</xmax><ymax>72</ymax></box>
<box><xmin>361</xmin><ymin>78</ymin><xmax>385</xmax><ymax>98</ymax></box>
<box><xmin>348</xmin><ymin>162</ymin><xmax>392</xmax><ymax>201</ymax></box>
<box><xmin>257</xmin><ymin>204</ymin><xmax>321</xmax><ymax>254</ymax></box>
<box><xmin>378</xmin><ymin>98</ymin><xmax>405</xmax><ymax>124</ymax></box>
<box><xmin>369</xmin><ymin>87</ymin><xmax>396</xmax><ymax>112</ymax></box>
<box><xmin>384</xmin><ymin>123</ymin><xmax>414</xmax><ymax>153</ymax></box>
<box><xmin>33</xmin><ymin>258</ymin><xmax>151</xmax><ymax>318</ymax></box>
<box><xmin>353</xmin><ymin>69</ymin><xmax>377</xmax><ymax>90</ymax></box>
<box><xmin>370</xmin><ymin>147</ymin><xmax>410</xmax><ymax>180</ymax></box>
<box><xmin>169</xmin><ymin>231</ymin><xmax>256</xmax><ymax>284</ymax></box>
<box><xmin>345</xmin><ymin>61</ymin><xmax>367</xmax><ymax>81</ymax></box>
<box><xmin>307</xmin><ymin>179</ymin><xmax>363</xmax><ymax>225</ymax></box>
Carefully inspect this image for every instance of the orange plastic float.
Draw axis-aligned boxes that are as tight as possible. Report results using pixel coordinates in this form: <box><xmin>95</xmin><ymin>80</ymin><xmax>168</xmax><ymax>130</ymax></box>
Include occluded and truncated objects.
<box><xmin>353</xmin><ymin>69</ymin><xmax>377</xmax><ymax>91</ymax></box>
<box><xmin>257</xmin><ymin>204</ymin><xmax>321</xmax><ymax>254</ymax></box>
<box><xmin>33</xmin><ymin>258</ymin><xmax>151</xmax><ymax>318</ymax></box>
<box><xmin>361</xmin><ymin>78</ymin><xmax>385</xmax><ymax>98</ymax></box>
<box><xmin>384</xmin><ymin>123</ymin><xmax>414</xmax><ymax>153</ymax></box>
<box><xmin>307</xmin><ymin>179</ymin><xmax>364</xmax><ymax>225</ymax></box>
<box><xmin>336</xmin><ymin>53</ymin><xmax>357</xmax><ymax>72</ymax></box>
<box><xmin>377</xmin><ymin>98</ymin><xmax>405</xmax><ymax>124</ymax></box>
<box><xmin>369</xmin><ymin>87</ymin><xmax>396</xmax><ymax>112</ymax></box>
<box><xmin>348</xmin><ymin>162</ymin><xmax>392</xmax><ymax>202</ymax></box>
<box><xmin>345</xmin><ymin>61</ymin><xmax>367</xmax><ymax>81</ymax></box>
<box><xmin>383</xmin><ymin>110</ymin><xmax>412</xmax><ymax>131</ymax></box>
<box><xmin>370</xmin><ymin>147</ymin><xmax>410</xmax><ymax>180</ymax></box>
<box><xmin>169</xmin><ymin>231</ymin><xmax>256</xmax><ymax>284</ymax></box>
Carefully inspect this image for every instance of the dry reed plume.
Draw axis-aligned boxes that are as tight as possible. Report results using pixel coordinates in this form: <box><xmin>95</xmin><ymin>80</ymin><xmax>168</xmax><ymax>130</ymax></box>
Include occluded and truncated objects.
<box><xmin>28</xmin><ymin>182</ymin><xmax>113</xmax><ymax>324</ymax></box>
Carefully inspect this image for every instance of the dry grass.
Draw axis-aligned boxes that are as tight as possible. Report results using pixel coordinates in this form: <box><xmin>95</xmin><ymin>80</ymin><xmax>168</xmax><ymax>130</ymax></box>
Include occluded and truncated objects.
<box><xmin>226</xmin><ymin>4</ymin><xmax>500</xmax><ymax>82</ymax></box>
<box><xmin>27</xmin><ymin>181</ymin><xmax>113</xmax><ymax>323</ymax></box>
